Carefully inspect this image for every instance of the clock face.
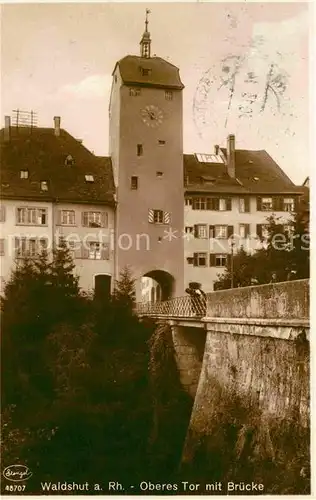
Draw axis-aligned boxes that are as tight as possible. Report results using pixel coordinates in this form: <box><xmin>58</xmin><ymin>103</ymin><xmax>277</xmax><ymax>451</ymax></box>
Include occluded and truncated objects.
<box><xmin>141</xmin><ymin>105</ymin><xmax>164</xmax><ymax>128</ymax></box>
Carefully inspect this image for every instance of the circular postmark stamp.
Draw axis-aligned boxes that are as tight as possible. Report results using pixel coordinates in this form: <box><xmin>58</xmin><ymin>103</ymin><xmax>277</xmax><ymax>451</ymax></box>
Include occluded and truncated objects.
<box><xmin>193</xmin><ymin>50</ymin><xmax>290</xmax><ymax>140</ymax></box>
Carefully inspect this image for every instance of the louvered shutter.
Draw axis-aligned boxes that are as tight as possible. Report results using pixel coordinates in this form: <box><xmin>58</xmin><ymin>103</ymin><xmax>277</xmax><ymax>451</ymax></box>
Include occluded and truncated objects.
<box><xmin>227</xmin><ymin>253</ymin><xmax>232</xmax><ymax>269</ymax></box>
<box><xmin>213</xmin><ymin>198</ymin><xmax>220</xmax><ymax>211</ymax></box>
<box><xmin>256</xmin><ymin>197</ymin><xmax>262</xmax><ymax>211</ymax></box>
<box><xmin>57</xmin><ymin>210</ymin><xmax>62</xmax><ymax>225</ymax></box>
<box><xmin>101</xmin><ymin>243</ymin><xmax>110</xmax><ymax>260</ymax></box>
<box><xmin>245</xmin><ymin>197</ymin><xmax>250</xmax><ymax>213</ymax></box>
<box><xmin>74</xmin><ymin>243</ymin><xmax>82</xmax><ymax>259</ymax></box>
<box><xmin>194</xmin><ymin>225</ymin><xmax>199</xmax><ymax>238</ymax></box>
<box><xmin>193</xmin><ymin>253</ymin><xmax>198</xmax><ymax>267</ymax></box>
<box><xmin>82</xmin><ymin>244</ymin><xmax>89</xmax><ymax>259</ymax></box>
<box><xmin>82</xmin><ymin>211</ymin><xmax>88</xmax><ymax>227</ymax></box>
<box><xmin>14</xmin><ymin>237</ymin><xmax>20</xmax><ymax>258</ymax></box>
<box><xmin>0</xmin><ymin>239</ymin><xmax>4</xmax><ymax>256</ymax></box>
<box><xmin>209</xmin><ymin>225</ymin><xmax>215</xmax><ymax>238</ymax></box>
<box><xmin>148</xmin><ymin>209</ymin><xmax>154</xmax><ymax>223</ymax></box>
<box><xmin>245</xmin><ymin>224</ymin><xmax>250</xmax><ymax>237</ymax></box>
<box><xmin>163</xmin><ymin>211</ymin><xmax>171</xmax><ymax>224</ymax></box>
<box><xmin>256</xmin><ymin>224</ymin><xmax>262</xmax><ymax>238</ymax></box>
<box><xmin>0</xmin><ymin>205</ymin><xmax>6</xmax><ymax>223</ymax></box>
<box><xmin>226</xmin><ymin>197</ymin><xmax>232</xmax><ymax>211</ymax></box>
<box><xmin>101</xmin><ymin>212</ymin><xmax>108</xmax><ymax>228</ymax></box>
<box><xmin>227</xmin><ymin>225</ymin><xmax>234</xmax><ymax>238</ymax></box>
<box><xmin>209</xmin><ymin>254</ymin><xmax>215</xmax><ymax>267</ymax></box>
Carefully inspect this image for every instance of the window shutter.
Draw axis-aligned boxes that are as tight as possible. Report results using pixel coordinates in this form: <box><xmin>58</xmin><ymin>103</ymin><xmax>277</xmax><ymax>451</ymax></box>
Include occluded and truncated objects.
<box><xmin>163</xmin><ymin>211</ymin><xmax>171</xmax><ymax>224</ymax></box>
<box><xmin>14</xmin><ymin>237</ymin><xmax>20</xmax><ymax>257</ymax></box>
<box><xmin>193</xmin><ymin>253</ymin><xmax>198</xmax><ymax>267</ymax></box>
<box><xmin>101</xmin><ymin>243</ymin><xmax>110</xmax><ymax>260</ymax></box>
<box><xmin>0</xmin><ymin>205</ymin><xmax>5</xmax><ymax>223</ymax></box>
<box><xmin>256</xmin><ymin>197</ymin><xmax>262</xmax><ymax>211</ymax></box>
<box><xmin>57</xmin><ymin>210</ymin><xmax>62</xmax><ymax>225</ymax></box>
<box><xmin>256</xmin><ymin>224</ymin><xmax>262</xmax><ymax>238</ymax></box>
<box><xmin>209</xmin><ymin>254</ymin><xmax>215</xmax><ymax>267</ymax></box>
<box><xmin>82</xmin><ymin>244</ymin><xmax>89</xmax><ymax>259</ymax></box>
<box><xmin>194</xmin><ymin>225</ymin><xmax>199</xmax><ymax>238</ymax></box>
<box><xmin>245</xmin><ymin>197</ymin><xmax>250</xmax><ymax>213</ymax></box>
<box><xmin>82</xmin><ymin>211</ymin><xmax>88</xmax><ymax>227</ymax></box>
<box><xmin>272</xmin><ymin>197</ymin><xmax>279</xmax><ymax>211</ymax></box>
<box><xmin>101</xmin><ymin>212</ymin><xmax>108</xmax><ymax>228</ymax></box>
<box><xmin>245</xmin><ymin>224</ymin><xmax>250</xmax><ymax>237</ymax></box>
<box><xmin>74</xmin><ymin>243</ymin><xmax>82</xmax><ymax>259</ymax></box>
<box><xmin>227</xmin><ymin>225</ymin><xmax>234</xmax><ymax>238</ymax></box>
<box><xmin>213</xmin><ymin>198</ymin><xmax>219</xmax><ymax>211</ymax></box>
<box><xmin>209</xmin><ymin>225</ymin><xmax>215</xmax><ymax>238</ymax></box>
<box><xmin>226</xmin><ymin>197</ymin><xmax>232</xmax><ymax>211</ymax></box>
<box><xmin>148</xmin><ymin>209</ymin><xmax>154</xmax><ymax>223</ymax></box>
<box><xmin>0</xmin><ymin>239</ymin><xmax>4</xmax><ymax>256</ymax></box>
<box><xmin>227</xmin><ymin>253</ymin><xmax>232</xmax><ymax>269</ymax></box>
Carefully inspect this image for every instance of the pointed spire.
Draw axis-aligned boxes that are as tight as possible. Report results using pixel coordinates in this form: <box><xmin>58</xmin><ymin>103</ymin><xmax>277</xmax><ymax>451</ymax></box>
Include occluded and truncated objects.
<box><xmin>140</xmin><ymin>8</ymin><xmax>151</xmax><ymax>58</ymax></box>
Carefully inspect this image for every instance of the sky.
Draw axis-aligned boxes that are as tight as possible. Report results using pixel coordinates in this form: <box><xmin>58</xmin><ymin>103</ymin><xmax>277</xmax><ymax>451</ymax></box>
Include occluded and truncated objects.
<box><xmin>1</xmin><ymin>2</ymin><xmax>310</xmax><ymax>184</ymax></box>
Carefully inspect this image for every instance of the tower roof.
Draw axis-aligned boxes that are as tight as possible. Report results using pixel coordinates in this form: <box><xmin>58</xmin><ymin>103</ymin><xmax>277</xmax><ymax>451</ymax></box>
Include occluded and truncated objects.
<box><xmin>114</xmin><ymin>55</ymin><xmax>184</xmax><ymax>90</ymax></box>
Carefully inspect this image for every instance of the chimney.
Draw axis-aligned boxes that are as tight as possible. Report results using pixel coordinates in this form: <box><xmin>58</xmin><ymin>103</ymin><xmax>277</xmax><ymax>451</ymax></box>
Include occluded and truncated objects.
<box><xmin>54</xmin><ymin>116</ymin><xmax>61</xmax><ymax>137</ymax></box>
<box><xmin>214</xmin><ymin>144</ymin><xmax>219</xmax><ymax>155</ymax></box>
<box><xmin>227</xmin><ymin>134</ymin><xmax>236</xmax><ymax>178</ymax></box>
<box><xmin>4</xmin><ymin>116</ymin><xmax>11</xmax><ymax>142</ymax></box>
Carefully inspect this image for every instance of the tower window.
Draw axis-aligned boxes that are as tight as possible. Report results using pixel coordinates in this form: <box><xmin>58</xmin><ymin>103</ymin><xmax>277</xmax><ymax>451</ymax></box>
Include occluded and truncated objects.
<box><xmin>131</xmin><ymin>176</ymin><xmax>138</xmax><ymax>190</ymax></box>
<box><xmin>40</xmin><ymin>181</ymin><xmax>48</xmax><ymax>191</ymax></box>
<box><xmin>141</xmin><ymin>68</ymin><xmax>152</xmax><ymax>76</ymax></box>
<box><xmin>165</xmin><ymin>91</ymin><xmax>173</xmax><ymax>101</ymax></box>
<box><xmin>158</xmin><ymin>140</ymin><xmax>166</xmax><ymax>145</ymax></box>
<box><xmin>129</xmin><ymin>88</ymin><xmax>141</xmax><ymax>97</ymax></box>
<box><xmin>114</xmin><ymin>75</ymin><xmax>117</xmax><ymax>83</ymax></box>
<box><xmin>156</xmin><ymin>171</ymin><xmax>163</xmax><ymax>178</ymax></box>
<box><xmin>65</xmin><ymin>154</ymin><xmax>74</xmax><ymax>166</ymax></box>
<box><xmin>85</xmin><ymin>174</ymin><xmax>94</xmax><ymax>182</ymax></box>
<box><xmin>20</xmin><ymin>170</ymin><xmax>29</xmax><ymax>179</ymax></box>
<box><xmin>137</xmin><ymin>144</ymin><xmax>143</xmax><ymax>156</ymax></box>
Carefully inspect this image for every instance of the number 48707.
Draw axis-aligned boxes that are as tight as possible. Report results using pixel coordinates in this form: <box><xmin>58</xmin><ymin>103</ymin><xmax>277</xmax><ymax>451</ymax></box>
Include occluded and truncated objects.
<box><xmin>5</xmin><ymin>484</ymin><xmax>26</xmax><ymax>492</ymax></box>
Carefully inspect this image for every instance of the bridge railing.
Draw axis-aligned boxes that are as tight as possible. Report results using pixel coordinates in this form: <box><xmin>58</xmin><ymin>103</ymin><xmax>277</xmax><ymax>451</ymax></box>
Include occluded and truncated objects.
<box><xmin>136</xmin><ymin>296</ymin><xmax>206</xmax><ymax>318</ymax></box>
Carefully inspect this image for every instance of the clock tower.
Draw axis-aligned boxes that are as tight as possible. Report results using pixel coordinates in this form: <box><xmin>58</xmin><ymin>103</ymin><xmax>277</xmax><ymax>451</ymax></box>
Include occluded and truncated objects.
<box><xmin>109</xmin><ymin>12</ymin><xmax>184</xmax><ymax>299</ymax></box>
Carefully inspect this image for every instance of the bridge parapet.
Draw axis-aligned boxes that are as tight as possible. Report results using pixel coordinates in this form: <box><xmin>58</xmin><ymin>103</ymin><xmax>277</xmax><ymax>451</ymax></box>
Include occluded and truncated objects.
<box><xmin>136</xmin><ymin>295</ymin><xmax>205</xmax><ymax>318</ymax></box>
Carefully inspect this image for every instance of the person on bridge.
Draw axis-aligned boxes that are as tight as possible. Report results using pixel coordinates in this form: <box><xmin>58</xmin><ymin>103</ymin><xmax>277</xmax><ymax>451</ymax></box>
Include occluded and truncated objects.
<box><xmin>185</xmin><ymin>282</ymin><xmax>206</xmax><ymax>316</ymax></box>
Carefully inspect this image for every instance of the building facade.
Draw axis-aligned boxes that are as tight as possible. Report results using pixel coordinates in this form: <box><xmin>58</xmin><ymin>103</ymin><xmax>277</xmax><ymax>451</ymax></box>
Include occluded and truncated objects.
<box><xmin>0</xmin><ymin>19</ymin><xmax>306</xmax><ymax>299</ymax></box>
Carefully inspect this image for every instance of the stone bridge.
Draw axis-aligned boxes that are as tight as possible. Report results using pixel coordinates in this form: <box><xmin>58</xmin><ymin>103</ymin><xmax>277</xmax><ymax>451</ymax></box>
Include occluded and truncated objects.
<box><xmin>137</xmin><ymin>279</ymin><xmax>310</xmax><ymax>480</ymax></box>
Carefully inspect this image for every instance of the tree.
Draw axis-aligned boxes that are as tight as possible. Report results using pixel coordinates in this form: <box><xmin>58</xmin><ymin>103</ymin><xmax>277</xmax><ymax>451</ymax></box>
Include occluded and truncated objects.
<box><xmin>214</xmin><ymin>212</ymin><xmax>310</xmax><ymax>290</ymax></box>
<box><xmin>112</xmin><ymin>266</ymin><xmax>136</xmax><ymax>311</ymax></box>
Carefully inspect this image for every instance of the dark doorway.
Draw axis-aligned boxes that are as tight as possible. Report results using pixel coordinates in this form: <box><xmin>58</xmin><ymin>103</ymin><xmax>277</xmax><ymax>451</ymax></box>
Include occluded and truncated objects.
<box><xmin>94</xmin><ymin>274</ymin><xmax>111</xmax><ymax>302</ymax></box>
<box><xmin>143</xmin><ymin>270</ymin><xmax>174</xmax><ymax>301</ymax></box>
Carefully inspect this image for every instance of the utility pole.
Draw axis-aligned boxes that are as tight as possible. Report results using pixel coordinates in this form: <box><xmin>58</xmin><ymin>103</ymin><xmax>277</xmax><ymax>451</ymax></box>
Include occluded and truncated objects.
<box><xmin>230</xmin><ymin>237</ymin><xmax>235</xmax><ymax>288</ymax></box>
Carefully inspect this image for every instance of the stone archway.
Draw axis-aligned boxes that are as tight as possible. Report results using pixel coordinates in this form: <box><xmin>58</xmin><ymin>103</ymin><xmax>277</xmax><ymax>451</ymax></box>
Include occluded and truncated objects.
<box><xmin>142</xmin><ymin>270</ymin><xmax>175</xmax><ymax>301</ymax></box>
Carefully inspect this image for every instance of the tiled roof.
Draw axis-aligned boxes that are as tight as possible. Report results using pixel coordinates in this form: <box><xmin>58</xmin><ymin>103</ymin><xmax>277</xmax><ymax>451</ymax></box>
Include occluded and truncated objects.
<box><xmin>115</xmin><ymin>55</ymin><xmax>184</xmax><ymax>90</ymax></box>
<box><xmin>0</xmin><ymin>127</ymin><xmax>115</xmax><ymax>205</ymax></box>
<box><xmin>184</xmin><ymin>150</ymin><xmax>302</xmax><ymax>195</ymax></box>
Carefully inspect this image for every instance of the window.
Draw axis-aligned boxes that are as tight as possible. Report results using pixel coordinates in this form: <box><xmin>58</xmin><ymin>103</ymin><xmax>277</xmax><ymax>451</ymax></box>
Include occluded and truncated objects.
<box><xmin>20</xmin><ymin>170</ymin><xmax>29</xmax><ymax>179</ymax></box>
<box><xmin>284</xmin><ymin>224</ymin><xmax>294</xmax><ymax>235</ymax></box>
<box><xmin>239</xmin><ymin>224</ymin><xmax>250</xmax><ymax>238</ymax></box>
<box><xmin>89</xmin><ymin>242</ymin><xmax>101</xmax><ymax>260</ymax></box>
<box><xmin>85</xmin><ymin>174</ymin><xmax>94</xmax><ymax>182</ymax></box>
<box><xmin>16</xmin><ymin>207</ymin><xmax>47</xmax><ymax>225</ymax></box>
<box><xmin>0</xmin><ymin>205</ymin><xmax>5</xmax><ymax>223</ymax></box>
<box><xmin>41</xmin><ymin>181</ymin><xmax>48</xmax><ymax>191</ymax></box>
<box><xmin>131</xmin><ymin>176</ymin><xmax>138</xmax><ymax>190</ymax></box>
<box><xmin>61</xmin><ymin>210</ymin><xmax>75</xmax><ymax>225</ymax></box>
<box><xmin>114</xmin><ymin>75</ymin><xmax>117</xmax><ymax>83</ymax></box>
<box><xmin>141</xmin><ymin>68</ymin><xmax>151</xmax><ymax>76</ymax></box>
<box><xmin>193</xmin><ymin>252</ymin><xmax>207</xmax><ymax>267</ymax></box>
<box><xmin>156</xmin><ymin>171</ymin><xmax>163</xmax><ymax>178</ymax></box>
<box><xmin>283</xmin><ymin>197</ymin><xmax>295</xmax><ymax>212</ymax></box>
<box><xmin>257</xmin><ymin>224</ymin><xmax>269</xmax><ymax>239</ymax></box>
<box><xmin>193</xmin><ymin>197</ymin><xmax>207</xmax><ymax>210</ymax></box>
<box><xmin>215</xmin><ymin>254</ymin><xmax>227</xmax><ymax>267</ymax></box>
<box><xmin>165</xmin><ymin>91</ymin><xmax>173</xmax><ymax>101</ymax></box>
<box><xmin>158</xmin><ymin>140</ymin><xmax>166</xmax><ymax>145</ymax></box>
<box><xmin>15</xmin><ymin>237</ymin><xmax>43</xmax><ymax>258</ymax></box>
<box><xmin>258</xmin><ymin>197</ymin><xmax>273</xmax><ymax>211</ymax></box>
<box><xmin>239</xmin><ymin>197</ymin><xmax>250</xmax><ymax>213</ymax></box>
<box><xmin>65</xmin><ymin>155</ymin><xmax>74</xmax><ymax>166</ymax></box>
<box><xmin>185</xmin><ymin>226</ymin><xmax>193</xmax><ymax>234</ymax></box>
<box><xmin>82</xmin><ymin>211</ymin><xmax>107</xmax><ymax>228</ymax></box>
<box><xmin>194</xmin><ymin>224</ymin><xmax>208</xmax><ymax>239</ymax></box>
<box><xmin>148</xmin><ymin>209</ymin><xmax>171</xmax><ymax>224</ymax></box>
<box><xmin>215</xmin><ymin>225</ymin><xmax>228</xmax><ymax>239</ymax></box>
<box><xmin>185</xmin><ymin>198</ymin><xmax>193</xmax><ymax>206</ymax></box>
<box><xmin>129</xmin><ymin>88</ymin><xmax>141</xmax><ymax>97</ymax></box>
<box><xmin>0</xmin><ymin>239</ymin><xmax>4</xmax><ymax>256</ymax></box>
<box><xmin>137</xmin><ymin>144</ymin><xmax>143</xmax><ymax>156</ymax></box>
<box><xmin>219</xmin><ymin>198</ymin><xmax>232</xmax><ymax>211</ymax></box>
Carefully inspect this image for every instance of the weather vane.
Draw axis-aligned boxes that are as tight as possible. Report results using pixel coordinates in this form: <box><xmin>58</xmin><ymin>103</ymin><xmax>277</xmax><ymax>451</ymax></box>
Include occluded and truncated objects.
<box><xmin>145</xmin><ymin>8</ymin><xmax>151</xmax><ymax>31</ymax></box>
